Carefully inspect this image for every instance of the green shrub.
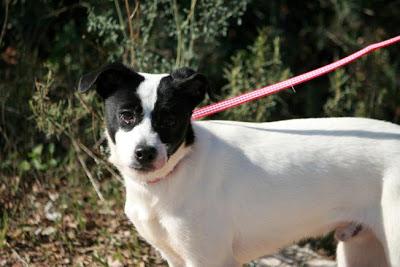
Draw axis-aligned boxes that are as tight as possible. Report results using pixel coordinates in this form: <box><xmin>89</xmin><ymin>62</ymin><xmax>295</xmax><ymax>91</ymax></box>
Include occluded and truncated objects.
<box><xmin>220</xmin><ymin>28</ymin><xmax>292</xmax><ymax>122</ymax></box>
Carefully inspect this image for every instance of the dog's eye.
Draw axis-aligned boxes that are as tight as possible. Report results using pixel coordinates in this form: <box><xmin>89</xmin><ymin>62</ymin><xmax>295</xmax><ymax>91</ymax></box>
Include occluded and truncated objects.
<box><xmin>119</xmin><ymin>111</ymin><xmax>136</xmax><ymax>125</ymax></box>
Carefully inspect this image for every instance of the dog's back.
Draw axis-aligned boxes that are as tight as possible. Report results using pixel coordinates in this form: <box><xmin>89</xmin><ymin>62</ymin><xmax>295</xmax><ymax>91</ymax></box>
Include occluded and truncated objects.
<box><xmin>189</xmin><ymin>117</ymin><xmax>400</xmax><ymax>264</ymax></box>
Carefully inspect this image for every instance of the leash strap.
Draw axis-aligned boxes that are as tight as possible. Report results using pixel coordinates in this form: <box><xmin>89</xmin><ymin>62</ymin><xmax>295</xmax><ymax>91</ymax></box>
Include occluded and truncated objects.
<box><xmin>192</xmin><ymin>35</ymin><xmax>400</xmax><ymax>120</ymax></box>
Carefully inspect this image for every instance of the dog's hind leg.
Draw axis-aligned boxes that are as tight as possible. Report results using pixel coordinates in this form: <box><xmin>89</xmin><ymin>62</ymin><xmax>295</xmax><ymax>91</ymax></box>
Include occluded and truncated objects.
<box><xmin>336</xmin><ymin>228</ymin><xmax>389</xmax><ymax>267</ymax></box>
<box><xmin>381</xmin><ymin>171</ymin><xmax>400</xmax><ymax>267</ymax></box>
<box><xmin>334</xmin><ymin>222</ymin><xmax>363</xmax><ymax>242</ymax></box>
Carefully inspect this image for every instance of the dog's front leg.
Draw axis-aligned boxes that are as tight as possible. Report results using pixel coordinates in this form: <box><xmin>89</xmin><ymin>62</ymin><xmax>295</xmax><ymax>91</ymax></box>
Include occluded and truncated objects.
<box><xmin>181</xmin><ymin>243</ymin><xmax>241</xmax><ymax>267</ymax></box>
<box><xmin>160</xmin><ymin>252</ymin><xmax>184</xmax><ymax>267</ymax></box>
<box><xmin>172</xmin><ymin>228</ymin><xmax>241</xmax><ymax>266</ymax></box>
<box><xmin>151</xmin><ymin>242</ymin><xmax>185</xmax><ymax>267</ymax></box>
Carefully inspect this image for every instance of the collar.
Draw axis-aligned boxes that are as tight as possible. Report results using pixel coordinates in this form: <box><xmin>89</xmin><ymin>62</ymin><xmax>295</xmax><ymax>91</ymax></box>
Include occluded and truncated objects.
<box><xmin>146</xmin><ymin>159</ymin><xmax>180</xmax><ymax>185</ymax></box>
<box><xmin>145</xmin><ymin>144</ymin><xmax>190</xmax><ymax>185</ymax></box>
<box><xmin>147</xmin><ymin>176</ymin><xmax>166</xmax><ymax>184</ymax></box>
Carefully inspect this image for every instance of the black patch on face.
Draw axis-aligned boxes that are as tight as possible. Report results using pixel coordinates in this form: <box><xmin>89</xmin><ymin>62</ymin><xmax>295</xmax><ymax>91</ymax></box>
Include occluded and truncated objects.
<box><xmin>151</xmin><ymin>68</ymin><xmax>209</xmax><ymax>156</ymax></box>
<box><xmin>151</xmin><ymin>81</ymin><xmax>194</xmax><ymax>156</ymax></box>
<box><xmin>104</xmin><ymin>89</ymin><xmax>144</xmax><ymax>143</ymax></box>
<box><xmin>77</xmin><ymin>63</ymin><xmax>145</xmax><ymax>143</ymax></box>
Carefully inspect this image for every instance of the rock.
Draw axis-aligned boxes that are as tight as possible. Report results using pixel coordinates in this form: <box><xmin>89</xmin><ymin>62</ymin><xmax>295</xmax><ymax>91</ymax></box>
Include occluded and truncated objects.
<box><xmin>307</xmin><ymin>259</ymin><xmax>337</xmax><ymax>267</ymax></box>
<box><xmin>252</xmin><ymin>245</ymin><xmax>336</xmax><ymax>267</ymax></box>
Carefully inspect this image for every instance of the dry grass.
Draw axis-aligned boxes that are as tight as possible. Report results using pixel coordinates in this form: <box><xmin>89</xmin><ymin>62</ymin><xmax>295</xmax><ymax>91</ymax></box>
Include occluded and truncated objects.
<box><xmin>0</xmin><ymin>173</ymin><xmax>335</xmax><ymax>267</ymax></box>
<box><xmin>0</xmin><ymin>174</ymin><xmax>166</xmax><ymax>267</ymax></box>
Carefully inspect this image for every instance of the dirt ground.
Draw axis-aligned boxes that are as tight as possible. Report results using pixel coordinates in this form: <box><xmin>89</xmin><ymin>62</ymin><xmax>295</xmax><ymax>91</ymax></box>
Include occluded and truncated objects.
<box><xmin>0</xmin><ymin>175</ymin><xmax>335</xmax><ymax>267</ymax></box>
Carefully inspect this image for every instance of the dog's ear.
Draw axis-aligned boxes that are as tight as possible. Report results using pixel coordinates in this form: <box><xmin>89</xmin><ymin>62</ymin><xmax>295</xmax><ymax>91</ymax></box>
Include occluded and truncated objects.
<box><xmin>77</xmin><ymin>63</ymin><xmax>143</xmax><ymax>99</ymax></box>
<box><xmin>171</xmin><ymin>67</ymin><xmax>217</xmax><ymax>107</ymax></box>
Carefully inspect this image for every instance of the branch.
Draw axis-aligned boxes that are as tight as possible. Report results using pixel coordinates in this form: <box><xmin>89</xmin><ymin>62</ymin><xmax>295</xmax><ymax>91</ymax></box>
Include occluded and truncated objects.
<box><xmin>171</xmin><ymin>0</ymin><xmax>183</xmax><ymax>67</ymax></box>
<box><xmin>130</xmin><ymin>0</ymin><xmax>140</xmax><ymax>20</ymax></box>
<box><xmin>72</xmin><ymin>140</ymin><xmax>105</xmax><ymax>201</ymax></box>
<box><xmin>77</xmin><ymin>141</ymin><xmax>123</xmax><ymax>183</ymax></box>
<box><xmin>0</xmin><ymin>0</ymin><xmax>10</xmax><ymax>47</ymax></box>
<box><xmin>187</xmin><ymin>0</ymin><xmax>197</xmax><ymax>64</ymax></box>
<box><xmin>124</xmin><ymin>0</ymin><xmax>136</xmax><ymax>65</ymax></box>
<box><xmin>6</xmin><ymin>241</ymin><xmax>29</xmax><ymax>267</ymax></box>
<box><xmin>114</xmin><ymin>0</ymin><xmax>128</xmax><ymax>40</ymax></box>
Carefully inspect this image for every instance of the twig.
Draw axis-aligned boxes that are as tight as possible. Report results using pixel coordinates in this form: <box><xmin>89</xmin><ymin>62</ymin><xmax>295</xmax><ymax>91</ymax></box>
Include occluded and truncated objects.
<box><xmin>171</xmin><ymin>0</ymin><xmax>183</xmax><ymax>67</ymax></box>
<box><xmin>93</xmin><ymin>134</ymin><xmax>106</xmax><ymax>149</ymax></box>
<box><xmin>140</xmin><ymin>0</ymin><xmax>156</xmax><ymax>46</ymax></box>
<box><xmin>47</xmin><ymin>118</ymin><xmax>112</xmax><ymax>199</ymax></box>
<box><xmin>72</xmin><ymin>140</ymin><xmax>105</xmax><ymax>201</ymax></box>
<box><xmin>0</xmin><ymin>0</ymin><xmax>10</xmax><ymax>47</ymax></box>
<box><xmin>0</xmin><ymin>125</ymin><xmax>9</xmax><ymax>148</ymax></box>
<box><xmin>171</xmin><ymin>0</ymin><xmax>197</xmax><ymax>67</ymax></box>
<box><xmin>75</xmin><ymin>93</ymin><xmax>103</xmax><ymax>122</ymax></box>
<box><xmin>132</xmin><ymin>0</ymin><xmax>141</xmax><ymax>42</ymax></box>
<box><xmin>75</xmin><ymin>93</ymin><xmax>105</xmax><ymax>143</ymax></box>
<box><xmin>77</xmin><ymin>141</ymin><xmax>123</xmax><ymax>183</ymax></box>
<box><xmin>43</xmin><ymin>3</ymin><xmax>85</xmax><ymax>19</ymax></box>
<box><xmin>6</xmin><ymin>241</ymin><xmax>30</xmax><ymax>267</ymax></box>
<box><xmin>130</xmin><ymin>1</ymin><xmax>140</xmax><ymax>20</ymax></box>
<box><xmin>114</xmin><ymin>0</ymin><xmax>128</xmax><ymax>40</ymax></box>
<box><xmin>124</xmin><ymin>0</ymin><xmax>136</xmax><ymax>65</ymax></box>
<box><xmin>187</xmin><ymin>0</ymin><xmax>197</xmax><ymax>64</ymax></box>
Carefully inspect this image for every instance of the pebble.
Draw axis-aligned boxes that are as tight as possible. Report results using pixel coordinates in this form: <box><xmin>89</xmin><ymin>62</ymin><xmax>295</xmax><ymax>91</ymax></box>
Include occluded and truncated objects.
<box><xmin>253</xmin><ymin>245</ymin><xmax>336</xmax><ymax>267</ymax></box>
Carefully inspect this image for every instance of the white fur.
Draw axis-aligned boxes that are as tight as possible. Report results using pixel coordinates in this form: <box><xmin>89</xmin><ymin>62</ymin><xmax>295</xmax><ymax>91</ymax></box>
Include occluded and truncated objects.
<box><xmin>106</xmin><ymin>117</ymin><xmax>400</xmax><ymax>267</ymax></box>
<box><xmin>104</xmin><ymin>74</ymin><xmax>400</xmax><ymax>267</ymax></box>
<box><xmin>337</xmin><ymin>228</ymin><xmax>389</xmax><ymax>267</ymax></box>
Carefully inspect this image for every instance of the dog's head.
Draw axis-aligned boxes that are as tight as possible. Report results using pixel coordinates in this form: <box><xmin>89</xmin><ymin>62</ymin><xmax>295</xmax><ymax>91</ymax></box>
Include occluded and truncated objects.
<box><xmin>78</xmin><ymin>63</ymin><xmax>214</xmax><ymax>181</ymax></box>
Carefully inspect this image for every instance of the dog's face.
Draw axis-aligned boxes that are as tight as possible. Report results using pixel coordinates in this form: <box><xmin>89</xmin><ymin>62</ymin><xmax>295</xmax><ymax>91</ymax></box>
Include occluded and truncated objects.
<box><xmin>78</xmin><ymin>63</ymin><xmax>212</xmax><ymax>180</ymax></box>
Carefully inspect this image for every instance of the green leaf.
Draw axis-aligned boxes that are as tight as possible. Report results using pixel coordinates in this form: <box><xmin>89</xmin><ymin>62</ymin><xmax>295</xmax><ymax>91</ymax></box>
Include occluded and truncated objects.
<box><xmin>18</xmin><ymin>161</ymin><xmax>31</xmax><ymax>172</ymax></box>
<box><xmin>31</xmin><ymin>144</ymin><xmax>44</xmax><ymax>157</ymax></box>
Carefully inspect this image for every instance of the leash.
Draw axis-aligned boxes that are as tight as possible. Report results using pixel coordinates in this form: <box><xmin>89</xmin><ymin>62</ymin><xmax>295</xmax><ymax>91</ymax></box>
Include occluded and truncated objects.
<box><xmin>192</xmin><ymin>35</ymin><xmax>400</xmax><ymax>120</ymax></box>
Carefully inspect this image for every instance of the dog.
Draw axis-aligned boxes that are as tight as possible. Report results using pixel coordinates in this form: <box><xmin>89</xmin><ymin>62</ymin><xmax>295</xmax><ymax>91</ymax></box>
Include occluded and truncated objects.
<box><xmin>78</xmin><ymin>63</ymin><xmax>400</xmax><ymax>267</ymax></box>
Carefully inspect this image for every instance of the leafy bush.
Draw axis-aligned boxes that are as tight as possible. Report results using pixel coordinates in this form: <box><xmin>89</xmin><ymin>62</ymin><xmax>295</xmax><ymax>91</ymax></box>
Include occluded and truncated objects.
<box><xmin>325</xmin><ymin>50</ymin><xmax>399</xmax><ymax>119</ymax></box>
<box><xmin>221</xmin><ymin>28</ymin><xmax>292</xmax><ymax>122</ymax></box>
<box><xmin>1</xmin><ymin>0</ymin><xmax>250</xmax><ymax>195</ymax></box>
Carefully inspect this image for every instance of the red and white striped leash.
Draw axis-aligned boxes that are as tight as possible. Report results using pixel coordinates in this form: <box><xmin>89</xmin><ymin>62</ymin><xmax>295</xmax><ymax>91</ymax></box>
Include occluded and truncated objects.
<box><xmin>192</xmin><ymin>35</ymin><xmax>400</xmax><ymax>120</ymax></box>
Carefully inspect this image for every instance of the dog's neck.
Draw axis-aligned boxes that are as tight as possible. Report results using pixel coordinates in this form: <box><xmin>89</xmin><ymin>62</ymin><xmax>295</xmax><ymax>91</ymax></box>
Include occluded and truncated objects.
<box><xmin>122</xmin><ymin>142</ymin><xmax>192</xmax><ymax>222</ymax></box>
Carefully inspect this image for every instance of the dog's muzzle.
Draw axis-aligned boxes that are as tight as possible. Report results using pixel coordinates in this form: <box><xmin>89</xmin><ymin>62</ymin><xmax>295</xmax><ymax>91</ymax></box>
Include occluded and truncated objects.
<box><xmin>131</xmin><ymin>144</ymin><xmax>165</xmax><ymax>172</ymax></box>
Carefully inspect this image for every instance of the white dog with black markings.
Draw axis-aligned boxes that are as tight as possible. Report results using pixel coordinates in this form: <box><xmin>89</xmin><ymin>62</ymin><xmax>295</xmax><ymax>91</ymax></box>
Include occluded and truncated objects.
<box><xmin>78</xmin><ymin>63</ymin><xmax>399</xmax><ymax>267</ymax></box>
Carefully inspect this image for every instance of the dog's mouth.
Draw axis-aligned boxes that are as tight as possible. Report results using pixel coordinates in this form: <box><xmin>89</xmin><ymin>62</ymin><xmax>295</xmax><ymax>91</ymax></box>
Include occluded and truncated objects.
<box><xmin>122</xmin><ymin>143</ymin><xmax>190</xmax><ymax>184</ymax></box>
<box><xmin>130</xmin><ymin>163</ymin><xmax>156</xmax><ymax>173</ymax></box>
<box><xmin>130</xmin><ymin>159</ymin><xmax>167</xmax><ymax>173</ymax></box>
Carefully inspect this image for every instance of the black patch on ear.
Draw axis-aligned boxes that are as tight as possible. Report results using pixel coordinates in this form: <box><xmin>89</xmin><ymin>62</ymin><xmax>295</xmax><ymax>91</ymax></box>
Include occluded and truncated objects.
<box><xmin>104</xmin><ymin>88</ymin><xmax>143</xmax><ymax>144</ymax></box>
<box><xmin>77</xmin><ymin>62</ymin><xmax>144</xmax><ymax>99</ymax></box>
<box><xmin>150</xmin><ymin>68</ymin><xmax>214</xmax><ymax>157</ymax></box>
<box><xmin>78</xmin><ymin>63</ymin><xmax>145</xmax><ymax>144</ymax></box>
<box><xmin>171</xmin><ymin>67</ymin><xmax>217</xmax><ymax>106</ymax></box>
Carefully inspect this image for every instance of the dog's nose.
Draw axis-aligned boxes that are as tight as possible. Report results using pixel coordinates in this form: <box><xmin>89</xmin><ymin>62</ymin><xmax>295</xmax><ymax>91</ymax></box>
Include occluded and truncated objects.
<box><xmin>134</xmin><ymin>145</ymin><xmax>157</xmax><ymax>163</ymax></box>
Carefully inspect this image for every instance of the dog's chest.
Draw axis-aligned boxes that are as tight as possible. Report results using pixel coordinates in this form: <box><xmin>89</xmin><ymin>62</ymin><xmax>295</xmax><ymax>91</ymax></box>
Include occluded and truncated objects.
<box><xmin>124</xmin><ymin>191</ymin><xmax>174</xmax><ymax>251</ymax></box>
<box><xmin>128</xmin><ymin>208</ymin><xmax>167</xmax><ymax>248</ymax></box>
